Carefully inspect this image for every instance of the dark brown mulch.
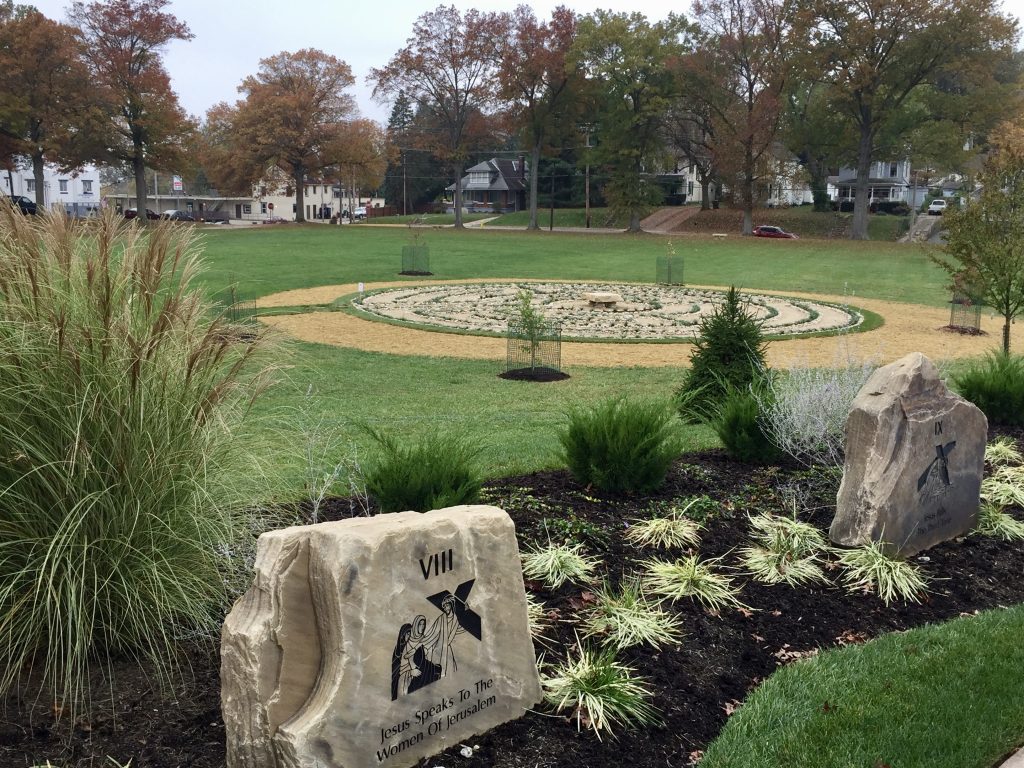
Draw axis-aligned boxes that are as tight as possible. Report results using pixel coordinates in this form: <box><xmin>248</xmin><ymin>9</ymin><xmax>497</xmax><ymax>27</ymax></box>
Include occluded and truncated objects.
<box><xmin>498</xmin><ymin>367</ymin><xmax>571</xmax><ymax>382</ymax></box>
<box><xmin>4</xmin><ymin>427</ymin><xmax>1024</xmax><ymax>768</ymax></box>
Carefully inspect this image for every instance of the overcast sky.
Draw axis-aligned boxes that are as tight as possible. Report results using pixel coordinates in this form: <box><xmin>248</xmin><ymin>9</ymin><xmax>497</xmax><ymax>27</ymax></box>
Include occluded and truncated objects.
<box><xmin>24</xmin><ymin>0</ymin><xmax>1024</xmax><ymax>126</ymax></box>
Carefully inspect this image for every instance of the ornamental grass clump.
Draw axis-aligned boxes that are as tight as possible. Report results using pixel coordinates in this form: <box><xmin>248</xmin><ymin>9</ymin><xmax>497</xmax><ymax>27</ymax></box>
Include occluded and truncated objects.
<box><xmin>583</xmin><ymin>578</ymin><xmax>682</xmax><ymax>650</ymax></box>
<box><xmin>981</xmin><ymin>464</ymin><xmax>1024</xmax><ymax>508</ymax></box>
<box><xmin>837</xmin><ymin>542</ymin><xmax>929</xmax><ymax>606</ymax></box>
<box><xmin>625</xmin><ymin>512</ymin><xmax>702</xmax><ymax>550</ymax></box>
<box><xmin>642</xmin><ymin>555</ymin><xmax>744</xmax><ymax>611</ymax></box>
<box><xmin>974</xmin><ymin>501</ymin><xmax>1024</xmax><ymax>541</ymax></box>
<box><xmin>985</xmin><ymin>436</ymin><xmax>1022</xmax><ymax>467</ymax></box>
<box><xmin>559</xmin><ymin>397</ymin><xmax>680</xmax><ymax>493</ymax></box>
<box><xmin>0</xmin><ymin>209</ymin><xmax>274</xmax><ymax>710</ymax></box>
<box><xmin>740</xmin><ymin>512</ymin><xmax>830</xmax><ymax>586</ymax></box>
<box><xmin>542</xmin><ymin>641</ymin><xmax>659</xmax><ymax>739</ymax></box>
<box><xmin>521</xmin><ymin>542</ymin><xmax>599</xmax><ymax>589</ymax></box>
<box><xmin>360</xmin><ymin>427</ymin><xmax>481</xmax><ymax>513</ymax></box>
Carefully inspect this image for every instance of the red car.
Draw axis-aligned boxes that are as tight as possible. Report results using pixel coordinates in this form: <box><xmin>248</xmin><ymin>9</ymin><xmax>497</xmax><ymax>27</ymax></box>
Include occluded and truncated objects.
<box><xmin>753</xmin><ymin>225</ymin><xmax>798</xmax><ymax>239</ymax></box>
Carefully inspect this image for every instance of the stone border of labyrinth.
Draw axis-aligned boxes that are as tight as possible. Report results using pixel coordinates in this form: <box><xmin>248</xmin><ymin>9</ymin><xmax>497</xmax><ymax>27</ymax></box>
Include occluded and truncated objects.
<box><xmin>344</xmin><ymin>282</ymin><xmax>874</xmax><ymax>343</ymax></box>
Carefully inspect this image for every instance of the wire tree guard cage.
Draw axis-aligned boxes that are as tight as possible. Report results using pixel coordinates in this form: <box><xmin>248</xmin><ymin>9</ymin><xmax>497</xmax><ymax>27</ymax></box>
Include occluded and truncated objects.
<box><xmin>949</xmin><ymin>291</ymin><xmax>983</xmax><ymax>334</ymax></box>
<box><xmin>215</xmin><ymin>285</ymin><xmax>258</xmax><ymax>325</ymax></box>
<box><xmin>401</xmin><ymin>244</ymin><xmax>431</xmax><ymax>275</ymax></box>
<box><xmin>504</xmin><ymin>320</ymin><xmax>563</xmax><ymax>380</ymax></box>
<box><xmin>656</xmin><ymin>254</ymin><xmax>685</xmax><ymax>285</ymax></box>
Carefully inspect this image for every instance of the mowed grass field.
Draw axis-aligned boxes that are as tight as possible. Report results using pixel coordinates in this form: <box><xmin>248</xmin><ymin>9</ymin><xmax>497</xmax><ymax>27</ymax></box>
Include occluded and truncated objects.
<box><xmin>198</xmin><ymin>224</ymin><xmax>951</xmax><ymax>495</ymax></box>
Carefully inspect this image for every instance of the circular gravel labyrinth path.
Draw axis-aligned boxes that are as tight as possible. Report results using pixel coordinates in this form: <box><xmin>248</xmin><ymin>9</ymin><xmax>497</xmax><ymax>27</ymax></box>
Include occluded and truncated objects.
<box><xmin>258</xmin><ymin>279</ymin><xmax>1018</xmax><ymax>369</ymax></box>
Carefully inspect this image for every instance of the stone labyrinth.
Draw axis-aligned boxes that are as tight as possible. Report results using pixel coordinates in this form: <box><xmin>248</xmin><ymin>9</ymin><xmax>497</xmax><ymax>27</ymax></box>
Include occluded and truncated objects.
<box><xmin>352</xmin><ymin>282</ymin><xmax>864</xmax><ymax>341</ymax></box>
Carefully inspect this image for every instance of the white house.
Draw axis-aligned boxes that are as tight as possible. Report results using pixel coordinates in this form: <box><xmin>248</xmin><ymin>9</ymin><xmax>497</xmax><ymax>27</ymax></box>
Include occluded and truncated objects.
<box><xmin>2</xmin><ymin>163</ymin><xmax>101</xmax><ymax>216</ymax></box>
<box><xmin>829</xmin><ymin>160</ymin><xmax>912</xmax><ymax>203</ymax></box>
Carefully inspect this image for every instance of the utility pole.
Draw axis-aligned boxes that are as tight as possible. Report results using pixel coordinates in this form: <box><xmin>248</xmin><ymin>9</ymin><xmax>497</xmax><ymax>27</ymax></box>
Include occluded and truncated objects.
<box><xmin>403</xmin><ymin>151</ymin><xmax>408</xmax><ymax>216</ymax></box>
<box><xmin>549</xmin><ymin>171</ymin><xmax>555</xmax><ymax>231</ymax></box>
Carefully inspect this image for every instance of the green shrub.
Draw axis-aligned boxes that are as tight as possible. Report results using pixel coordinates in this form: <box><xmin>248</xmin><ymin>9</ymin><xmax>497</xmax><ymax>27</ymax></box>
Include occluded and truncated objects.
<box><xmin>676</xmin><ymin>286</ymin><xmax>768</xmax><ymax>422</ymax></box>
<box><xmin>559</xmin><ymin>397</ymin><xmax>680</xmax><ymax>493</ymax></box>
<box><xmin>361</xmin><ymin>428</ymin><xmax>481</xmax><ymax>512</ymax></box>
<box><xmin>712</xmin><ymin>385</ymin><xmax>781</xmax><ymax>463</ymax></box>
<box><xmin>0</xmin><ymin>209</ymin><xmax>272</xmax><ymax>710</ymax></box>
<box><xmin>953</xmin><ymin>352</ymin><xmax>1024</xmax><ymax>426</ymax></box>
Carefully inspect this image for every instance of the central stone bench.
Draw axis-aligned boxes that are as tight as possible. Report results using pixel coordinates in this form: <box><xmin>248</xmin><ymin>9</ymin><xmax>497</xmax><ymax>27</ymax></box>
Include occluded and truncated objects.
<box><xmin>582</xmin><ymin>291</ymin><xmax>623</xmax><ymax>308</ymax></box>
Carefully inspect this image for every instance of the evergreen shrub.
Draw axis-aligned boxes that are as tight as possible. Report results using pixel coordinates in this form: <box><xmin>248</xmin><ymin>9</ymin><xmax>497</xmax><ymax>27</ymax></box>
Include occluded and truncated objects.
<box><xmin>362</xmin><ymin>428</ymin><xmax>482</xmax><ymax>512</ymax></box>
<box><xmin>953</xmin><ymin>352</ymin><xmax>1024</xmax><ymax>426</ymax></box>
<box><xmin>676</xmin><ymin>286</ymin><xmax>768</xmax><ymax>422</ymax></box>
<box><xmin>559</xmin><ymin>397</ymin><xmax>679</xmax><ymax>493</ymax></box>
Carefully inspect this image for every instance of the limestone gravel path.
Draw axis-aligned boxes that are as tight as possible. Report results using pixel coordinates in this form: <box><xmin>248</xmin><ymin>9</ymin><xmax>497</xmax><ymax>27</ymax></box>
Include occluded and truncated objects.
<box><xmin>258</xmin><ymin>279</ymin><xmax>1018</xmax><ymax>369</ymax></box>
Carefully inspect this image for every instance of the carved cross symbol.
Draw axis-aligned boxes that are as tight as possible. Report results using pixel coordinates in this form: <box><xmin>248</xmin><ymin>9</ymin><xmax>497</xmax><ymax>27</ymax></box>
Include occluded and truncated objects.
<box><xmin>917</xmin><ymin>440</ymin><xmax>957</xmax><ymax>492</ymax></box>
<box><xmin>426</xmin><ymin>579</ymin><xmax>482</xmax><ymax>640</ymax></box>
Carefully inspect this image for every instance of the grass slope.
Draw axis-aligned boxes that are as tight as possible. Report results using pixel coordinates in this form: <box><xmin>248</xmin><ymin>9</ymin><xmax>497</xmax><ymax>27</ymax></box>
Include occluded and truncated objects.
<box><xmin>700</xmin><ymin>605</ymin><xmax>1024</xmax><ymax>768</ymax></box>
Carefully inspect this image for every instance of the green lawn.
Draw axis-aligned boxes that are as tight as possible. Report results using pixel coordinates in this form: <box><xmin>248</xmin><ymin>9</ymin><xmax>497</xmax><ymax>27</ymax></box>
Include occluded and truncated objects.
<box><xmin>701</xmin><ymin>605</ymin><xmax>1024</xmax><ymax>768</ymax></box>
<box><xmin>200</xmin><ymin>225</ymin><xmax>947</xmax><ymax>308</ymax></box>
<box><xmin>200</xmin><ymin>225</ymin><xmax>951</xmax><ymax>494</ymax></box>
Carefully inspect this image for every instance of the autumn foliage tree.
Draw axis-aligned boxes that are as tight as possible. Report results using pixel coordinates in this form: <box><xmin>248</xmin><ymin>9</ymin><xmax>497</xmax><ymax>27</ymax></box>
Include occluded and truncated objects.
<box><xmin>0</xmin><ymin>7</ymin><xmax>102</xmax><ymax>208</ymax></box>
<box><xmin>689</xmin><ymin>0</ymin><xmax>793</xmax><ymax>235</ymax></box>
<box><xmin>797</xmin><ymin>0</ymin><xmax>1017</xmax><ymax>239</ymax></box>
<box><xmin>371</xmin><ymin>5</ymin><xmax>501</xmax><ymax>229</ymax></box>
<box><xmin>495</xmin><ymin>5</ymin><xmax>581</xmax><ymax>230</ymax></box>
<box><xmin>70</xmin><ymin>0</ymin><xmax>194</xmax><ymax>216</ymax></box>
<box><xmin>204</xmin><ymin>49</ymin><xmax>359</xmax><ymax>223</ymax></box>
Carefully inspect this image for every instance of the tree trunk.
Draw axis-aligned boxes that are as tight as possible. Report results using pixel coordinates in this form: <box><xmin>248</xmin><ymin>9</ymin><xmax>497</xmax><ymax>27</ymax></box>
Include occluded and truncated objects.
<box><xmin>453</xmin><ymin>161</ymin><xmax>464</xmax><ymax>229</ymax></box>
<box><xmin>741</xmin><ymin>158</ymin><xmax>755</xmax><ymax>236</ymax></box>
<box><xmin>699</xmin><ymin>173</ymin><xmax>711</xmax><ymax>211</ymax></box>
<box><xmin>294</xmin><ymin>165</ymin><xmax>305</xmax><ymax>223</ymax></box>
<box><xmin>527</xmin><ymin>144</ymin><xmax>540</xmax><ymax>231</ymax></box>
<box><xmin>1003</xmin><ymin>317</ymin><xmax>1011</xmax><ymax>354</ymax></box>
<box><xmin>133</xmin><ymin>149</ymin><xmax>148</xmax><ymax>220</ymax></box>
<box><xmin>31</xmin><ymin>152</ymin><xmax>45</xmax><ymax>209</ymax></box>
<box><xmin>808</xmin><ymin>156</ymin><xmax>830</xmax><ymax>212</ymax></box>
<box><xmin>851</xmin><ymin>120</ymin><xmax>873</xmax><ymax>240</ymax></box>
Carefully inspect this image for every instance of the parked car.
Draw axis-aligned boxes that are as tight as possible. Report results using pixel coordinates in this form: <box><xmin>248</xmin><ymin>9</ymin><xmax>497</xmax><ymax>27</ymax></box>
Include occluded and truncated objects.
<box><xmin>162</xmin><ymin>209</ymin><xmax>194</xmax><ymax>222</ymax></box>
<box><xmin>753</xmin><ymin>225</ymin><xmax>798</xmax><ymax>239</ymax></box>
<box><xmin>352</xmin><ymin>206</ymin><xmax>367</xmax><ymax>220</ymax></box>
<box><xmin>124</xmin><ymin>208</ymin><xmax>160</xmax><ymax>220</ymax></box>
<box><xmin>927</xmin><ymin>199</ymin><xmax>948</xmax><ymax>215</ymax></box>
<box><xmin>6</xmin><ymin>195</ymin><xmax>37</xmax><ymax>215</ymax></box>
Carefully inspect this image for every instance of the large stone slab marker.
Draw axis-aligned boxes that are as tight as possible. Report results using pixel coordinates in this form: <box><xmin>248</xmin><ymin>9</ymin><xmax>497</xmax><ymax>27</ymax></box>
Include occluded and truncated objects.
<box><xmin>222</xmin><ymin>505</ymin><xmax>542</xmax><ymax>768</ymax></box>
<box><xmin>830</xmin><ymin>352</ymin><xmax>987</xmax><ymax>558</ymax></box>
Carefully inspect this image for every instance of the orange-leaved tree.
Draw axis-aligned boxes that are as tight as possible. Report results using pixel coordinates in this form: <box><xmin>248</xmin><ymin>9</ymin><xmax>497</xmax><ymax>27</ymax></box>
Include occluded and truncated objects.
<box><xmin>495</xmin><ymin>5</ymin><xmax>583</xmax><ymax>230</ymax></box>
<box><xmin>70</xmin><ymin>0</ymin><xmax>194</xmax><ymax>216</ymax></box>
<box><xmin>370</xmin><ymin>5</ymin><xmax>501</xmax><ymax>229</ymax></box>
<box><xmin>0</xmin><ymin>7</ymin><xmax>105</xmax><ymax>209</ymax></box>
<box><xmin>204</xmin><ymin>49</ymin><xmax>358</xmax><ymax>223</ymax></box>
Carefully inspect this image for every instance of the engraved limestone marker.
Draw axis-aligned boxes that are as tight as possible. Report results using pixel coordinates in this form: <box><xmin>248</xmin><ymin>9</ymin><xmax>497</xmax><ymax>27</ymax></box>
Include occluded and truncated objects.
<box><xmin>830</xmin><ymin>352</ymin><xmax>988</xmax><ymax>558</ymax></box>
<box><xmin>221</xmin><ymin>505</ymin><xmax>541</xmax><ymax>768</ymax></box>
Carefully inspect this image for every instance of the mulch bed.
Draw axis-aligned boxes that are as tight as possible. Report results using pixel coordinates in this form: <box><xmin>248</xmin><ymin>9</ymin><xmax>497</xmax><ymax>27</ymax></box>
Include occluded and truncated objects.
<box><xmin>4</xmin><ymin>427</ymin><xmax>1024</xmax><ymax>768</ymax></box>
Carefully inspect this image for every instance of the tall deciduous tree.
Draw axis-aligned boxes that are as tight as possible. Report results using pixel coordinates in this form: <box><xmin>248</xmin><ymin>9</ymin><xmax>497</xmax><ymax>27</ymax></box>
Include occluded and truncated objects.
<box><xmin>496</xmin><ymin>5</ymin><xmax>581</xmax><ymax>230</ymax></box>
<box><xmin>370</xmin><ymin>5</ymin><xmax>501</xmax><ymax>229</ymax></box>
<box><xmin>0</xmin><ymin>8</ymin><xmax>101</xmax><ymax>208</ymax></box>
<box><xmin>689</xmin><ymin>0</ymin><xmax>793</xmax><ymax>235</ymax></box>
<box><xmin>797</xmin><ymin>0</ymin><xmax>1017</xmax><ymax>239</ymax></box>
<box><xmin>573</xmin><ymin>11</ymin><xmax>690</xmax><ymax>232</ymax></box>
<box><xmin>332</xmin><ymin>118</ymin><xmax>388</xmax><ymax>219</ymax></box>
<box><xmin>205</xmin><ymin>49</ymin><xmax>358</xmax><ymax>223</ymax></box>
<box><xmin>934</xmin><ymin>122</ymin><xmax>1024</xmax><ymax>354</ymax></box>
<box><xmin>70</xmin><ymin>0</ymin><xmax>194</xmax><ymax>216</ymax></box>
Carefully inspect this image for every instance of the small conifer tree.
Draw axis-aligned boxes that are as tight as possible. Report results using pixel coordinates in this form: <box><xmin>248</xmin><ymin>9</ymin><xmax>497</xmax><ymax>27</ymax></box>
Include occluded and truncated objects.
<box><xmin>676</xmin><ymin>286</ymin><xmax>768</xmax><ymax>422</ymax></box>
